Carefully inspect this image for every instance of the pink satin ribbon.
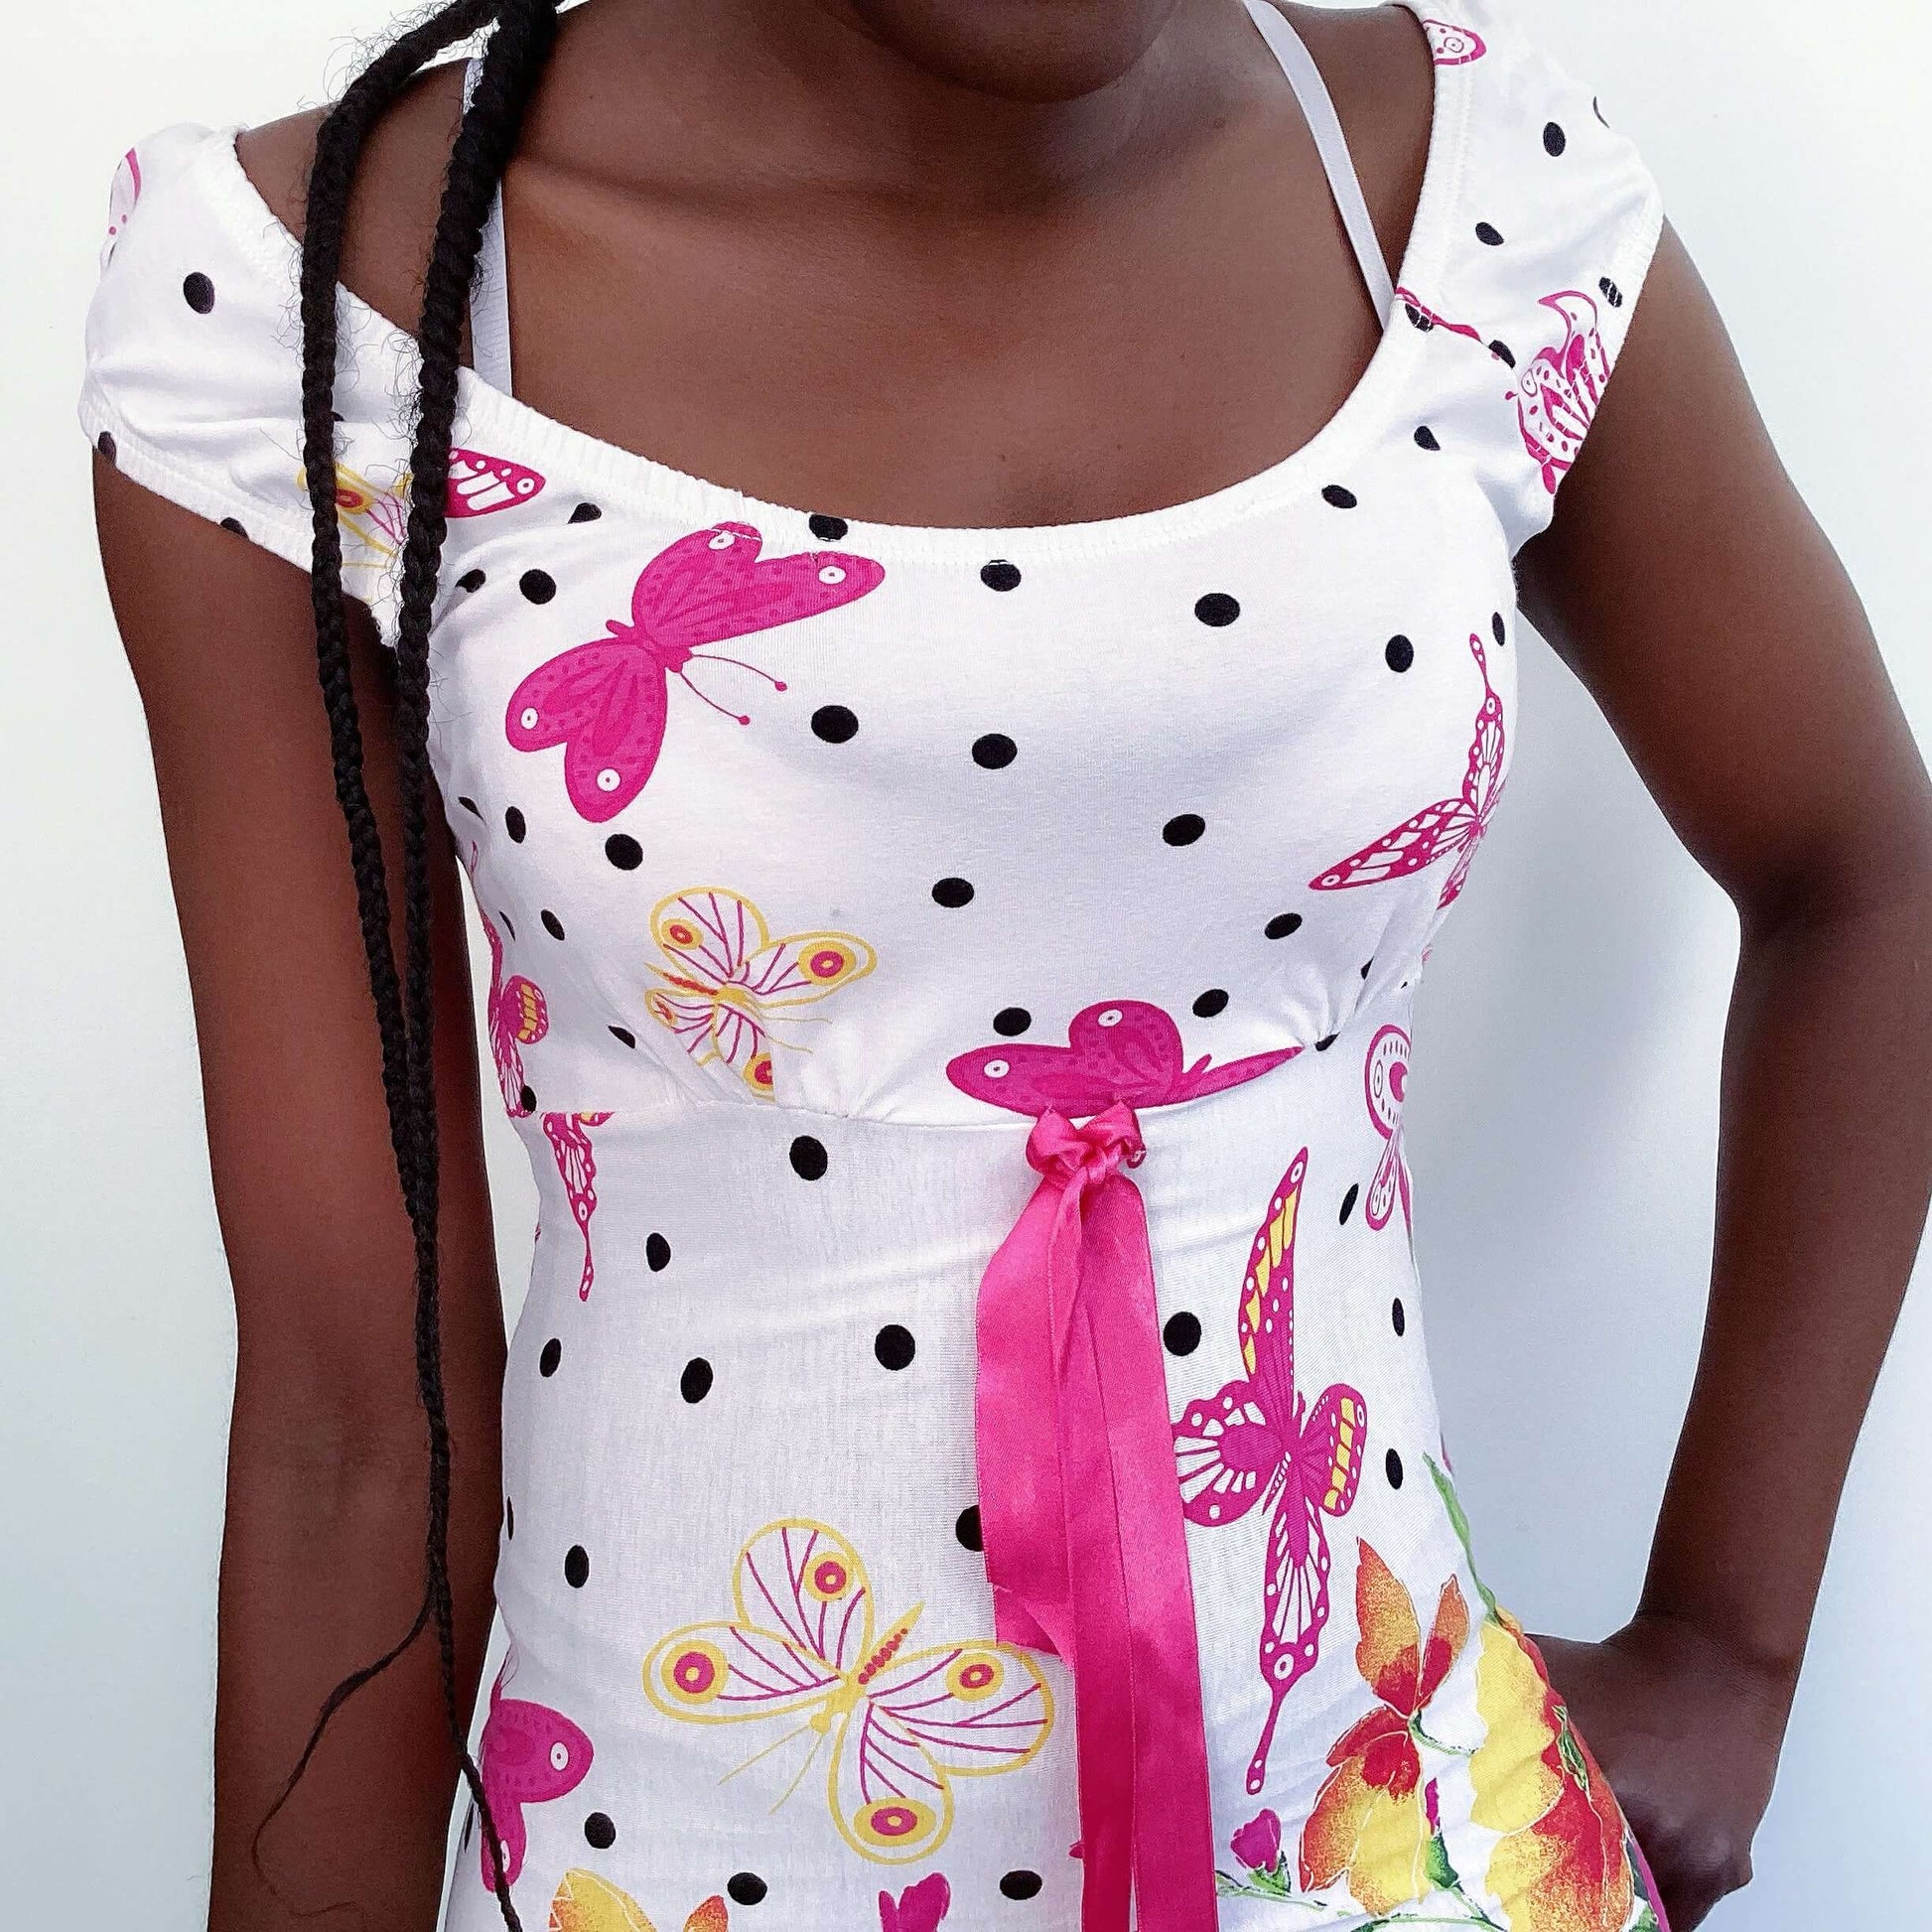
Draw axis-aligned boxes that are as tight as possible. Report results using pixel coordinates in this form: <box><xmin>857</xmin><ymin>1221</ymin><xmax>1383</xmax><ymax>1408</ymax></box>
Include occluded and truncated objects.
<box><xmin>975</xmin><ymin>1103</ymin><xmax>1218</xmax><ymax>1932</ymax></box>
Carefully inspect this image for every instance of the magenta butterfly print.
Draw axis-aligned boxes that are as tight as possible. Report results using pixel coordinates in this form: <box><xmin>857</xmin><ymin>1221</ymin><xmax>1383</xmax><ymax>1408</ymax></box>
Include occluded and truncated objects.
<box><xmin>1173</xmin><ymin>1150</ymin><xmax>1367</xmax><ymax>1794</ymax></box>
<box><xmin>946</xmin><ymin>999</ymin><xmax>1299</xmax><ymax>1117</ymax></box>
<box><xmin>642</xmin><ymin>1519</ymin><xmax>1052</xmax><ymax>1863</ymax></box>
<box><xmin>880</xmin><ymin>1874</ymin><xmax>951</xmax><ymax>1932</ymax></box>
<box><xmin>1363</xmin><ymin>1024</ymin><xmax>1414</xmax><ymax>1234</ymax></box>
<box><xmin>100</xmin><ymin>147</ymin><xmax>141</xmax><ymax>269</ymax></box>
<box><xmin>447</xmin><ymin>447</ymin><xmax>545</xmax><ymax>517</ymax></box>
<box><xmin>470</xmin><ymin>869</ymin><xmax>549</xmax><ymax>1115</ymax></box>
<box><xmin>1309</xmin><ymin>629</ymin><xmax>1504</xmax><ymax>909</ymax></box>
<box><xmin>505</xmin><ymin>521</ymin><xmax>885</xmax><ymax>822</ymax></box>
<box><xmin>541</xmin><ymin>1110</ymin><xmax>615</xmax><ymax>1300</ymax></box>
<box><xmin>1420</xmin><ymin>19</ymin><xmax>1486</xmax><ymax>65</ymax></box>
<box><xmin>477</xmin><ymin>1652</ymin><xmax>594</xmax><ymax>1889</ymax></box>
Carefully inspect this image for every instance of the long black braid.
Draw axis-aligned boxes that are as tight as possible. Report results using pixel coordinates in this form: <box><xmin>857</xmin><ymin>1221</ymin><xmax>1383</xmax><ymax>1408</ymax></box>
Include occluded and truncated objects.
<box><xmin>263</xmin><ymin>2</ymin><xmax>564</xmax><ymax>1926</ymax></box>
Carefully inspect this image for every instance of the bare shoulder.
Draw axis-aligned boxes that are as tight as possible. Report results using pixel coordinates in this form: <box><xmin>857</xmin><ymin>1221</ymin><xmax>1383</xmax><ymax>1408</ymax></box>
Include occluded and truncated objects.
<box><xmin>233</xmin><ymin>57</ymin><xmax>469</xmax><ymax>337</ymax></box>
<box><xmin>1277</xmin><ymin>3</ymin><xmax>1435</xmax><ymax>270</ymax></box>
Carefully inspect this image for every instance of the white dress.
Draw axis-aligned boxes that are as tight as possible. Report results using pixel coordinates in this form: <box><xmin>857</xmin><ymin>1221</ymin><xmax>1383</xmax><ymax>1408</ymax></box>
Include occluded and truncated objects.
<box><xmin>79</xmin><ymin>4</ymin><xmax>1674</xmax><ymax>1928</ymax></box>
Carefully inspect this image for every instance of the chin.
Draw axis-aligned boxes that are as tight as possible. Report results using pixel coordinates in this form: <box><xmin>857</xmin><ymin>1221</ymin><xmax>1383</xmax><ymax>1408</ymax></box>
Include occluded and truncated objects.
<box><xmin>847</xmin><ymin>0</ymin><xmax>1181</xmax><ymax>101</ymax></box>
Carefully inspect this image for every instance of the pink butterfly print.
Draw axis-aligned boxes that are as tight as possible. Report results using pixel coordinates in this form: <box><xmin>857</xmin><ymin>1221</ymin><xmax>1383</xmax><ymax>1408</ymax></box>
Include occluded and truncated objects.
<box><xmin>1395</xmin><ymin>286</ymin><xmax>1515</xmax><ymax>359</ymax></box>
<box><xmin>477</xmin><ymin>1655</ymin><xmax>594</xmax><ymax>1889</ymax></box>
<box><xmin>880</xmin><ymin>1874</ymin><xmax>951</xmax><ymax>1932</ymax></box>
<box><xmin>946</xmin><ymin>999</ymin><xmax>1300</xmax><ymax>1119</ymax></box>
<box><xmin>476</xmin><ymin>901</ymin><xmax>549</xmax><ymax>1115</ymax></box>
<box><xmin>100</xmin><ymin>147</ymin><xmax>141</xmax><ymax>270</ymax></box>
<box><xmin>447</xmin><ymin>447</ymin><xmax>546</xmax><ymax>517</ymax></box>
<box><xmin>1514</xmin><ymin>290</ymin><xmax>1611</xmax><ymax>493</ymax></box>
<box><xmin>1420</xmin><ymin>19</ymin><xmax>1486</xmax><ymax>64</ymax></box>
<box><xmin>1308</xmin><ymin>629</ymin><xmax>1504</xmax><ymax>909</ymax></box>
<box><xmin>505</xmin><ymin>521</ymin><xmax>886</xmax><ymax>822</ymax></box>
<box><xmin>1362</xmin><ymin>1024</ymin><xmax>1413</xmax><ymax>1233</ymax></box>
<box><xmin>541</xmin><ymin>1110</ymin><xmax>615</xmax><ymax>1301</ymax></box>
<box><xmin>1172</xmin><ymin>1150</ymin><xmax>1368</xmax><ymax>1793</ymax></box>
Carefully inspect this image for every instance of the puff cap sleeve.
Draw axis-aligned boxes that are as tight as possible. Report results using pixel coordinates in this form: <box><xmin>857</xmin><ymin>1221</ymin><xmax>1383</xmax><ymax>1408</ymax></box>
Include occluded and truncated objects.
<box><xmin>78</xmin><ymin>122</ymin><xmax>421</xmax><ymax>646</ymax></box>
<box><xmin>1401</xmin><ymin>0</ymin><xmax>1666</xmax><ymax>556</ymax></box>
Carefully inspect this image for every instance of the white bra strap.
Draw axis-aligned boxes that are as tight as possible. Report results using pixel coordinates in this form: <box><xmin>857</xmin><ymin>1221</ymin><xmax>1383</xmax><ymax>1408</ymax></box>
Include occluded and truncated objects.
<box><xmin>464</xmin><ymin>55</ymin><xmax>515</xmax><ymax>393</ymax></box>
<box><xmin>1240</xmin><ymin>0</ymin><xmax>1398</xmax><ymax>329</ymax></box>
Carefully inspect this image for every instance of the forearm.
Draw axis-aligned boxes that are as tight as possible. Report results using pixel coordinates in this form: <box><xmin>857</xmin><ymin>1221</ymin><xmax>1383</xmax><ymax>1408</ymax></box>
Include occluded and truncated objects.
<box><xmin>1638</xmin><ymin>872</ymin><xmax>1932</xmax><ymax>1688</ymax></box>
<box><xmin>208</xmin><ymin>1386</ymin><xmax>501</xmax><ymax>1931</ymax></box>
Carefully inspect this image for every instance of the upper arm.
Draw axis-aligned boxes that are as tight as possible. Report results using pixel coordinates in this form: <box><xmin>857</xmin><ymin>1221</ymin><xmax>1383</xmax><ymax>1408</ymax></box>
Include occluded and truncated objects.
<box><xmin>1515</xmin><ymin>219</ymin><xmax>1932</xmax><ymax>922</ymax></box>
<box><xmin>90</xmin><ymin>452</ymin><xmax>503</xmax><ymax>1443</ymax></box>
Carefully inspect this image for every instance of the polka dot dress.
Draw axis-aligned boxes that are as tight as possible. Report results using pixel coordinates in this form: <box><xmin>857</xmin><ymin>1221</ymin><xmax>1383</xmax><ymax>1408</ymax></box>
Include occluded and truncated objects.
<box><xmin>80</xmin><ymin>3</ymin><xmax>1672</xmax><ymax>1928</ymax></box>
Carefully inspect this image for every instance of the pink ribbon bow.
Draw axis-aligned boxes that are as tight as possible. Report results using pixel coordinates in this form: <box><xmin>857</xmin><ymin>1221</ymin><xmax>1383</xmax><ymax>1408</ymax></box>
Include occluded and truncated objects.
<box><xmin>974</xmin><ymin>1103</ymin><xmax>1217</xmax><ymax>1932</ymax></box>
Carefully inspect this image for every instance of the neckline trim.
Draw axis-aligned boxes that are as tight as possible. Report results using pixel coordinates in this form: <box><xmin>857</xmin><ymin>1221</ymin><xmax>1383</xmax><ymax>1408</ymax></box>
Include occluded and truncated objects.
<box><xmin>202</xmin><ymin>0</ymin><xmax>1471</xmax><ymax>565</ymax></box>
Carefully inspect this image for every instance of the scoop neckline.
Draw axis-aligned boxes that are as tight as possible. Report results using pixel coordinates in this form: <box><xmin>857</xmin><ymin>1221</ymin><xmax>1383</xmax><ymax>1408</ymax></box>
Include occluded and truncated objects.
<box><xmin>204</xmin><ymin>0</ymin><xmax>1470</xmax><ymax>565</ymax></box>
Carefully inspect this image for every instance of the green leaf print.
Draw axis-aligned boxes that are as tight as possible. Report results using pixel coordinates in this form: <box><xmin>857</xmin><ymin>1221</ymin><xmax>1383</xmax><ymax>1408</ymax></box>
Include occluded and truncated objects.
<box><xmin>1426</xmin><ymin>1453</ymin><xmax>1500</xmax><ymax>1620</ymax></box>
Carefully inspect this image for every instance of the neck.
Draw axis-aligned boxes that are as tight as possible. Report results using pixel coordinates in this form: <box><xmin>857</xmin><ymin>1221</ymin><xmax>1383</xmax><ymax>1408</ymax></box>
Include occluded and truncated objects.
<box><xmin>529</xmin><ymin>0</ymin><xmax>1279</xmax><ymax>208</ymax></box>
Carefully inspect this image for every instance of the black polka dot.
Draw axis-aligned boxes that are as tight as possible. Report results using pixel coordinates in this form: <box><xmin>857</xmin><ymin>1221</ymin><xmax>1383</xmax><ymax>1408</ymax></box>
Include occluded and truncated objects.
<box><xmin>789</xmin><ymin>1135</ymin><xmax>828</xmax><ymax>1180</ymax></box>
<box><xmin>219</xmin><ymin>516</ymin><xmax>248</xmax><ymax>539</ymax></box>
<box><xmin>605</xmin><ymin>833</ymin><xmax>642</xmax><ymax>871</ymax></box>
<box><xmin>1391</xmin><ymin>1297</ymin><xmax>1407</xmax><ymax>1336</ymax></box>
<box><xmin>504</xmin><ymin>1497</ymin><xmax>514</xmax><ymax>1539</ymax></box>
<box><xmin>1488</xmin><ymin>340</ymin><xmax>1517</xmax><ymax>368</ymax></box>
<box><xmin>932</xmin><ymin>877</ymin><xmax>975</xmax><ymax>908</ymax></box>
<box><xmin>809</xmin><ymin>513</ymin><xmax>849</xmax><ymax>542</ymax></box>
<box><xmin>1339</xmin><ymin>1183</ymin><xmax>1359</xmax><ymax>1225</ymax></box>
<box><xmin>1385</xmin><ymin>1448</ymin><xmax>1405</xmax><ymax>1489</ymax></box>
<box><xmin>1163</xmin><ymin>1311</ymin><xmax>1202</xmax><ymax>1357</ymax></box>
<box><xmin>564</xmin><ymin>1545</ymin><xmax>590</xmax><ymax>1587</ymax></box>
<box><xmin>568</xmin><ymin>501</ymin><xmax>602</xmax><ymax>524</ymax></box>
<box><xmin>980</xmin><ymin>560</ymin><xmax>1022</xmax><ymax>592</ymax></box>
<box><xmin>812</xmin><ymin>704</ymin><xmax>859</xmax><ymax>744</ymax></box>
<box><xmin>583</xmin><ymin>1812</ymin><xmax>616</xmax><ymax>1850</ymax></box>
<box><xmin>94</xmin><ymin>431</ymin><xmax>117</xmax><ymax>464</ymax></box>
<box><xmin>610</xmin><ymin>1026</ymin><xmax>636</xmax><ymax>1048</ymax></box>
<box><xmin>874</xmin><ymin>1324</ymin><xmax>916</xmax><ymax>1371</ymax></box>
<box><xmin>956</xmin><ymin>1505</ymin><xmax>984</xmax><ymax>1553</ymax></box>
<box><xmin>540</xmin><ymin>908</ymin><xmax>566</xmax><ymax>941</ymax></box>
<box><xmin>1543</xmin><ymin>120</ymin><xmax>1568</xmax><ymax>157</ymax></box>
<box><xmin>1191</xmin><ymin>988</ymin><xmax>1229</xmax><ymax>1019</ymax></box>
<box><xmin>1194</xmin><ymin>592</ymin><xmax>1241</xmax><ymax>627</ymax></box>
<box><xmin>517</xmin><ymin>1083</ymin><xmax>537</xmax><ymax>1114</ymax></box>
<box><xmin>1163</xmin><ymin>813</ymin><xmax>1205</xmax><ymax>847</ymax></box>
<box><xmin>458</xmin><ymin>568</ymin><xmax>486</xmax><ymax>593</ymax></box>
<box><xmin>458</xmin><ymin>796</ymin><xmax>482</xmax><ymax>817</ymax></box>
<box><xmin>1321</xmin><ymin>483</ymin><xmax>1359</xmax><ymax>509</ymax></box>
<box><xmin>1414</xmin><ymin>426</ymin><xmax>1441</xmax><ymax>452</ymax></box>
<box><xmin>680</xmin><ymin>1357</ymin><xmax>713</xmax><ymax>1403</ymax></box>
<box><xmin>182</xmin><ymin>272</ymin><xmax>215</xmax><ymax>314</ymax></box>
<box><xmin>1475</xmin><ymin>221</ymin><xmax>1505</xmax><ymax>246</ymax></box>
<box><xmin>1599</xmin><ymin>276</ymin><xmax>1624</xmax><ymax>309</ymax></box>
<box><xmin>972</xmin><ymin>733</ymin><xmax>1018</xmax><ymax>769</ymax></box>
<box><xmin>539</xmin><ymin>1337</ymin><xmax>562</xmax><ymax>1377</ymax></box>
<box><xmin>1265</xmin><ymin>911</ymin><xmax>1304</xmax><ymax>940</ymax></box>
<box><xmin>498</xmin><ymin>909</ymin><xmax>515</xmax><ymax>940</ymax></box>
<box><xmin>1360</xmin><ymin>958</ymin><xmax>1373</xmax><ymax>979</ymax></box>
<box><xmin>504</xmin><ymin>805</ymin><xmax>527</xmax><ymax>843</ymax></box>
<box><xmin>727</xmin><ymin>1874</ymin><xmax>767</xmax><ymax>1907</ymax></box>
<box><xmin>1492</xmin><ymin>611</ymin><xmax>1508</xmax><ymax>646</ymax></box>
<box><xmin>1593</xmin><ymin>94</ymin><xmax>1609</xmax><ymax>127</ymax></box>
<box><xmin>993</xmin><ymin>1007</ymin><xmax>1033</xmax><ymax>1037</ymax></box>
<box><xmin>645</xmin><ymin>1231</ymin><xmax>671</xmax><ymax>1272</ymax></box>
<box><xmin>1001</xmin><ymin>1872</ymin><xmax>1044</xmax><ymax>1901</ymax></box>
<box><xmin>1314</xmin><ymin>1034</ymin><xmax>1337</xmax><ymax>1052</ymax></box>
<box><xmin>1385</xmin><ymin>634</ymin><xmax>1415</xmax><ymax>673</ymax></box>
<box><xmin>1404</xmin><ymin>301</ymin><xmax>1435</xmax><ymax>333</ymax></box>
<box><xmin>519</xmin><ymin>568</ymin><xmax>557</xmax><ymax>605</ymax></box>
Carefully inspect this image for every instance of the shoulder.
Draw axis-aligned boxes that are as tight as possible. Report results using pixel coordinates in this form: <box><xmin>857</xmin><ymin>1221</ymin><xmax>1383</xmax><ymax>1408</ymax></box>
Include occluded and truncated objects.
<box><xmin>234</xmin><ymin>58</ymin><xmax>468</xmax><ymax>339</ymax></box>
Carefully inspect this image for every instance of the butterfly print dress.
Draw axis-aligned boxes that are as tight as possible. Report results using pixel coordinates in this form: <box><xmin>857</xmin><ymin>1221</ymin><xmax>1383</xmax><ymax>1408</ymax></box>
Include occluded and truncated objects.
<box><xmin>80</xmin><ymin>1</ymin><xmax>1672</xmax><ymax>1926</ymax></box>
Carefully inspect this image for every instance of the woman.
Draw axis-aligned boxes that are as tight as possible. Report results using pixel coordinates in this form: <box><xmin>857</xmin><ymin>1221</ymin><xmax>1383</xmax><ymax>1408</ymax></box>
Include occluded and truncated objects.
<box><xmin>80</xmin><ymin>0</ymin><xmax>1930</xmax><ymax>1928</ymax></box>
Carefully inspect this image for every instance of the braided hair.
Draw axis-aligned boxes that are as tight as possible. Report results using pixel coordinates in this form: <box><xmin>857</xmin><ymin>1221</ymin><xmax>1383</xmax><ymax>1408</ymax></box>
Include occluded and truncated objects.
<box><xmin>266</xmin><ymin>2</ymin><xmax>565</xmax><ymax>1925</ymax></box>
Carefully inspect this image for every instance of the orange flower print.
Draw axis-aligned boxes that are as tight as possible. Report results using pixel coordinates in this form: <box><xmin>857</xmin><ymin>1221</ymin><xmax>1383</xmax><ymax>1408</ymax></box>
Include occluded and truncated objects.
<box><xmin>1471</xmin><ymin>1614</ymin><xmax>1639</xmax><ymax>1932</ymax></box>
<box><xmin>1298</xmin><ymin>1541</ymin><xmax>1470</xmax><ymax>1914</ymax></box>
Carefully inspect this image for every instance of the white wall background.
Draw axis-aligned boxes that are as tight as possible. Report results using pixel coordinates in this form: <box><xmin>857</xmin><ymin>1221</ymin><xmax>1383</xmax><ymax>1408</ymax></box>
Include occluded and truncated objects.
<box><xmin>3</xmin><ymin>1</ymin><xmax>1925</xmax><ymax>1926</ymax></box>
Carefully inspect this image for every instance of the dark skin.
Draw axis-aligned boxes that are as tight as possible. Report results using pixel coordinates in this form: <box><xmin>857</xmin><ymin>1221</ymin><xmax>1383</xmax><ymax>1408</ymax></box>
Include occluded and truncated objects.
<box><xmin>89</xmin><ymin>2</ymin><xmax>1932</xmax><ymax>1927</ymax></box>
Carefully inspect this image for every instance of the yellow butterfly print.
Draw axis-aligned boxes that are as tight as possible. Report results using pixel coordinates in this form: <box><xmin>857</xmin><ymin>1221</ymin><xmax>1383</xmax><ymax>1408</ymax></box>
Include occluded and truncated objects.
<box><xmin>547</xmin><ymin>1868</ymin><xmax>727</xmax><ymax>1932</ymax></box>
<box><xmin>293</xmin><ymin>460</ymin><xmax>412</xmax><ymax>561</ymax></box>
<box><xmin>643</xmin><ymin>889</ymin><xmax>876</xmax><ymax>1098</ymax></box>
<box><xmin>642</xmin><ymin>1519</ymin><xmax>1053</xmax><ymax>1864</ymax></box>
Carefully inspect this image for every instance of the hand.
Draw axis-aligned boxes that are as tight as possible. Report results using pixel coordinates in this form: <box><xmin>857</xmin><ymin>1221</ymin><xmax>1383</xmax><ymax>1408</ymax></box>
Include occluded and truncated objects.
<box><xmin>1530</xmin><ymin>1613</ymin><xmax>1795</xmax><ymax>1931</ymax></box>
